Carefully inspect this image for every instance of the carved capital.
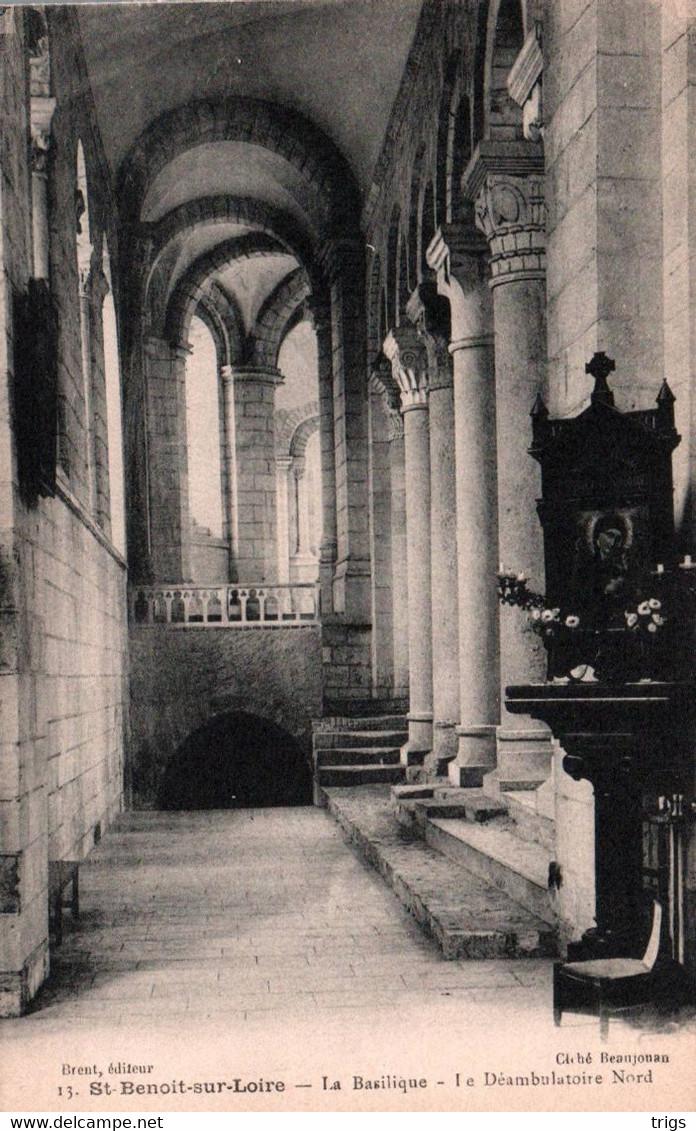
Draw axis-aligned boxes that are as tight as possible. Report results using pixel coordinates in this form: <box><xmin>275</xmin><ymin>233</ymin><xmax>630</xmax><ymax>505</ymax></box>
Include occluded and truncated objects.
<box><xmin>463</xmin><ymin>141</ymin><xmax>546</xmax><ymax>286</ymax></box>
<box><xmin>406</xmin><ymin>283</ymin><xmax>452</xmax><ymax>392</ymax></box>
<box><xmin>426</xmin><ymin>225</ymin><xmax>494</xmax><ymax>346</ymax></box>
<box><xmin>382</xmin><ymin>327</ymin><xmax>429</xmax><ymax>411</ymax></box>
<box><xmin>369</xmin><ymin>358</ymin><xmax>403</xmax><ymax>439</ymax></box>
<box><xmin>426</xmin><ymin>224</ymin><xmax>490</xmax><ymax>298</ymax></box>
<box><xmin>30</xmin><ymin>95</ymin><xmax>56</xmax><ymax>176</ymax></box>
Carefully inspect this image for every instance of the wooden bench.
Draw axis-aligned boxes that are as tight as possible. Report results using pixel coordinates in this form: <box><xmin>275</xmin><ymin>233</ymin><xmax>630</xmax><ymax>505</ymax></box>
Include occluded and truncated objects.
<box><xmin>48</xmin><ymin>861</ymin><xmax>79</xmax><ymax>946</ymax></box>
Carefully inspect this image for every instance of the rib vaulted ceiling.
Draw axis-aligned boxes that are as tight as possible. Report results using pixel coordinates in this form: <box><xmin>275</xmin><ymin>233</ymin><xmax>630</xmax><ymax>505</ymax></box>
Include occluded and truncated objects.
<box><xmin>75</xmin><ymin>0</ymin><xmax>424</xmax><ymax>197</ymax></box>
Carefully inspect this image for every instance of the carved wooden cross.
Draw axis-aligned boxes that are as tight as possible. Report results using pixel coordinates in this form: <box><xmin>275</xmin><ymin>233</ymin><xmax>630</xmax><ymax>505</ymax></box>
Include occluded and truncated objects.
<box><xmin>585</xmin><ymin>351</ymin><xmax>615</xmax><ymax>405</ymax></box>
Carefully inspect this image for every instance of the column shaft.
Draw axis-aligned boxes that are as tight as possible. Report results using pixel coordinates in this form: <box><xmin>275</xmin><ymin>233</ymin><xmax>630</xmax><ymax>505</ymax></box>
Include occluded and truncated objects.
<box><xmin>465</xmin><ymin>144</ymin><xmax>552</xmax><ymax>780</ymax></box>
<box><xmin>368</xmin><ymin>383</ymin><xmax>395</xmax><ymax>698</ymax></box>
<box><xmin>383</xmin><ymin>327</ymin><xmax>433</xmax><ymax>755</ymax></box>
<box><xmin>322</xmin><ymin>242</ymin><xmax>371</xmax><ymax>621</ymax></box>
<box><xmin>428</xmin><ymin>376</ymin><xmax>460</xmax><ymax>763</ymax></box>
<box><xmin>220</xmin><ymin>366</ymin><xmax>239</xmax><ymax>580</ymax></box>
<box><xmin>144</xmin><ymin>338</ymin><xmax>192</xmax><ymax>582</ymax></box>
<box><xmin>389</xmin><ymin>427</ymin><xmax>409</xmax><ymax>700</ymax></box>
<box><xmin>401</xmin><ymin>403</ymin><xmax>433</xmax><ymax>752</ymax></box>
<box><xmin>231</xmin><ymin>367</ymin><xmax>282</xmax><ymax>582</ymax></box>
<box><xmin>275</xmin><ymin>456</ymin><xmax>292</xmax><ymax>583</ymax></box>
<box><xmin>311</xmin><ymin>302</ymin><xmax>337</xmax><ymax>614</ymax></box>
<box><xmin>428</xmin><ymin>228</ymin><xmax>500</xmax><ymax>784</ymax></box>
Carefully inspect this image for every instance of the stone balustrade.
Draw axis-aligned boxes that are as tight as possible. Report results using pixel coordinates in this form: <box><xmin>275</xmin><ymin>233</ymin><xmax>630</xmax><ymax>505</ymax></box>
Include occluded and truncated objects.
<box><xmin>129</xmin><ymin>583</ymin><xmax>320</xmax><ymax>627</ymax></box>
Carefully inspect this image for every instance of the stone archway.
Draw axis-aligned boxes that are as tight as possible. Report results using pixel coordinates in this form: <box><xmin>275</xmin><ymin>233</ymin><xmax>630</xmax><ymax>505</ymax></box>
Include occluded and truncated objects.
<box><xmin>157</xmin><ymin>711</ymin><xmax>313</xmax><ymax>810</ymax></box>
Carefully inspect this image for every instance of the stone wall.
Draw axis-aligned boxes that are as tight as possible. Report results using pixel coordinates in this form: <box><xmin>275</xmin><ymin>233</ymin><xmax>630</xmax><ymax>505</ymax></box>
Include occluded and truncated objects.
<box><xmin>0</xmin><ymin>7</ymin><xmax>50</xmax><ymax>1017</ymax></box>
<box><xmin>129</xmin><ymin>625</ymin><xmax>322</xmax><ymax>807</ymax></box>
<box><xmin>545</xmin><ymin>0</ymin><xmax>664</xmax><ymax>416</ymax></box>
<box><xmin>0</xmin><ymin>8</ymin><xmax>127</xmax><ymax>1015</ymax></box>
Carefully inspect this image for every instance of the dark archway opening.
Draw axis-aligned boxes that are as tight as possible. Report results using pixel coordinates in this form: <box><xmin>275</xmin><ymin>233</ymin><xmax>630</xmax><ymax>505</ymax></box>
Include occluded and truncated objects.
<box><xmin>158</xmin><ymin>712</ymin><xmax>313</xmax><ymax>809</ymax></box>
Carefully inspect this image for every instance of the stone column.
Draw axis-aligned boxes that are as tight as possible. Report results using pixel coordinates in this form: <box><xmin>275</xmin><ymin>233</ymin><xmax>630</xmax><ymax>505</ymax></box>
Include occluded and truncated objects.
<box><xmin>144</xmin><ymin>336</ymin><xmax>192</xmax><ymax>582</ymax></box>
<box><xmin>369</xmin><ymin>362</ymin><xmax>409</xmax><ymax>702</ymax></box>
<box><xmin>294</xmin><ymin>457</ymin><xmax>311</xmax><ymax>556</ymax></box>
<box><xmin>307</xmin><ymin>295</ymin><xmax>337</xmax><ymax>615</ymax></box>
<box><xmin>388</xmin><ymin>412</ymin><xmax>409</xmax><ymax>701</ymax></box>
<box><xmin>318</xmin><ymin>240</ymin><xmax>371</xmax><ymax>622</ymax></box>
<box><xmin>384</xmin><ymin>328</ymin><xmax>433</xmax><ymax>758</ymax></box>
<box><xmin>464</xmin><ymin>141</ymin><xmax>551</xmax><ymax>780</ymax></box>
<box><xmin>220</xmin><ymin>364</ymin><xmax>239</xmax><ymax>580</ymax></box>
<box><xmin>29</xmin><ymin>96</ymin><xmax>55</xmax><ymax>280</ymax></box>
<box><xmin>407</xmin><ymin>285</ymin><xmax>460</xmax><ymax>767</ymax></box>
<box><xmin>275</xmin><ymin>455</ymin><xmax>293</xmax><ymax>583</ymax></box>
<box><xmin>428</xmin><ymin>226</ymin><xmax>500</xmax><ymax>785</ymax></box>
<box><xmin>231</xmin><ymin>366</ymin><xmax>283</xmax><ymax>582</ymax></box>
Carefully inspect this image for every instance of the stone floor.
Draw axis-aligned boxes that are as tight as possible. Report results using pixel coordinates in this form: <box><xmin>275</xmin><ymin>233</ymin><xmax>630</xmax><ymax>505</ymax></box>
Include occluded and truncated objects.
<box><xmin>3</xmin><ymin>807</ymin><xmax>695</xmax><ymax>1113</ymax></box>
<box><xmin>10</xmin><ymin>807</ymin><xmax>556</xmax><ymax>1029</ymax></box>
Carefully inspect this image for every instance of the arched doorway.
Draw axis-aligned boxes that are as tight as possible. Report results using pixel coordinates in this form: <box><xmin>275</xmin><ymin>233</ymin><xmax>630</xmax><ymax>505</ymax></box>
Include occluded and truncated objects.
<box><xmin>158</xmin><ymin>712</ymin><xmax>312</xmax><ymax>809</ymax></box>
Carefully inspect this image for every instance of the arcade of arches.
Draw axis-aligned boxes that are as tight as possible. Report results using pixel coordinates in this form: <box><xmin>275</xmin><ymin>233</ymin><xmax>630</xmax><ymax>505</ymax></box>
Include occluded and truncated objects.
<box><xmin>1</xmin><ymin>0</ymin><xmax>696</xmax><ymax>1015</ymax></box>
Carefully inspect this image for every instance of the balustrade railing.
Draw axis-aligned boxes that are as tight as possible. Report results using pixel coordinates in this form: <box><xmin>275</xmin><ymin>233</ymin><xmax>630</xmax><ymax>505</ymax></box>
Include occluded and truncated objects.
<box><xmin>129</xmin><ymin>583</ymin><xmax>320</xmax><ymax>627</ymax></box>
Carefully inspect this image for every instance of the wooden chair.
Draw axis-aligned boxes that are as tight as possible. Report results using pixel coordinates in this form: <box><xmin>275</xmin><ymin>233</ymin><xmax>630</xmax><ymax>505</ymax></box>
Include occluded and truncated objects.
<box><xmin>553</xmin><ymin>901</ymin><xmax>665</xmax><ymax>1040</ymax></box>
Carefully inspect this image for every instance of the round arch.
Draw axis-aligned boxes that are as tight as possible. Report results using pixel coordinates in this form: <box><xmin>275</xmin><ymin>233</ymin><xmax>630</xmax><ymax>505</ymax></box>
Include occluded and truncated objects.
<box><xmin>290</xmin><ymin>414</ymin><xmax>320</xmax><ymax>460</ymax></box>
<box><xmin>118</xmin><ymin>98</ymin><xmax>362</xmax><ymax>240</ymax></box>
<box><xmin>161</xmin><ymin>232</ymin><xmax>285</xmax><ymax>346</ymax></box>
<box><xmin>252</xmin><ymin>267</ymin><xmax>311</xmax><ymax>369</ymax></box>
<box><xmin>157</xmin><ymin>711</ymin><xmax>312</xmax><ymax>809</ymax></box>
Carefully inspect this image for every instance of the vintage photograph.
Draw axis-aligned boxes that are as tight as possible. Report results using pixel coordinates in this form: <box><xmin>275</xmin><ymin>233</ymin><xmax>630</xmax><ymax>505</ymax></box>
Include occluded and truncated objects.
<box><xmin>1</xmin><ymin>0</ymin><xmax>695</xmax><ymax>1115</ymax></box>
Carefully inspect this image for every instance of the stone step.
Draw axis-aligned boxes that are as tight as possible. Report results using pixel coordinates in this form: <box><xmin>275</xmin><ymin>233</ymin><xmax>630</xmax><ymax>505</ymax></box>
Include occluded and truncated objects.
<box><xmin>392</xmin><ymin>785</ymin><xmax>508</xmax><ymax>830</ymax></box>
<box><xmin>483</xmin><ymin>770</ymin><xmax>547</xmax><ymax>796</ymax></box>
<box><xmin>413</xmin><ymin>792</ymin><xmax>508</xmax><ymax>828</ymax></box>
<box><xmin>391</xmin><ymin>784</ymin><xmax>436</xmax><ymax>802</ymax></box>
<box><xmin>425</xmin><ymin>817</ymin><xmax>556</xmax><ymax>925</ymax></box>
<box><xmin>314</xmin><ymin>729</ymin><xmax>408</xmax><ymax>749</ymax></box>
<box><xmin>317</xmin><ymin>765</ymin><xmax>407</xmax><ymax>787</ymax></box>
<box><xmin>322</xmin><ymin>698</ymin><xmax>409</xmax><ymax>720</ymax></box>
<box><xmin>316</xmin><ymin>715</ymin><xmax>408</xmax><ymax>732</ymax></box>
<box><xmin>503</xmin><ymin>789</ymin><xmax>555</xmax><ymax>853</ymax></box>
<box><xmin>321</xmin><ymin>784</ymin><xmax>557</xmax><ymax>960</ymax></box>
<box><xmin>315</xmin><ymin>746</ymin><xmax>401</xmax><ymax>767</ymax></box>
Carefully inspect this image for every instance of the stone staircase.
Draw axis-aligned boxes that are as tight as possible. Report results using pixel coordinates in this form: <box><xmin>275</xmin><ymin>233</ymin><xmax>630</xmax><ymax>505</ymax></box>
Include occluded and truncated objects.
<box><xmin>320</xmin><ymin>783</ymin><xmax>557</xmax><ymax>959</ymax></box>
<box><xmin>317</xmin><ymin>779</ymin><xmax>558</xmax><ymax>960</ymax></box>
<box><xmin>312</xmin><ymin>702</ymin><xmax>409</xmax><ymax>791</ymax></box>
<box><xmin>394</xmin><ymin>783</ymin><xmax>557</xmax><ymax>926</ymax></box>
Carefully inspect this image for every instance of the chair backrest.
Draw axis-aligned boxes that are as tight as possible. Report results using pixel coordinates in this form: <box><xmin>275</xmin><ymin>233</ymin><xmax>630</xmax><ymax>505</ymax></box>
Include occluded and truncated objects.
<box><xmin>642</xmin><ymin>901</ymin><xmax>663</xmax><ymax>970</ymax></box>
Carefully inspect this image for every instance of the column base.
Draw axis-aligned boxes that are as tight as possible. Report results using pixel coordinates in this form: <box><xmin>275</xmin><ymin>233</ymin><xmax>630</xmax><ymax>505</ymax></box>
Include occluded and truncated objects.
<box><xmin>432</xmin><ymin>721</ymin><xmax>458</xmax><ymax>767</ymax></box>
<box><xmin>400</xmin><ymin>712</ymin><xmax>433</xmax><ymax>763</ymax></box>
<box><xmin>447</xmin><ymin>724</ymin><xmax>498</xmax><ymax>787</ymax></box>
<box><xmin>495</xmin><ymin>726</ymin><xmax>553</xmax><ymax>789</ymax></box>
